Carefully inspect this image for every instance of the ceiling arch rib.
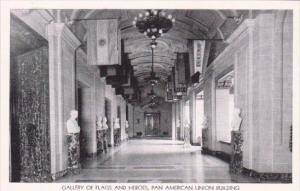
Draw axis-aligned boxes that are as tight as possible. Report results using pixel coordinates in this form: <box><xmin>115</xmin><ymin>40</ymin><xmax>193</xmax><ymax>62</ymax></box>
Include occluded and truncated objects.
<box><xmin>133</xmin><ymin>63</ymin><xmax>172</xmax><ymax>71</ymax></box>
<box><xmin>133</xmin><ymin>62</ymin><xmax>173</xmax><ymax>72</ymax></box>
<box><xmin>135</xmin><ymin>70</ymin><xmax>169</xmax><ymax>76</ymax></box>
<box><xmin>128</xmin><ymin>51</ymin><xmax>176</xmax><ymax>60</ymax></box>
<box><xmin>132</xmin><ymin>57</ymin><xmax>173</xmax><ymax>65</ymax></box>
<box><xmin>122</xmin><ymin>28</ymin><xmax>188</xmax><ymax>45</ymax></box>
<box><xmin>125</xmin><ymin>38</ymin><xmax>187</xmax><ymax>53</ymax></box>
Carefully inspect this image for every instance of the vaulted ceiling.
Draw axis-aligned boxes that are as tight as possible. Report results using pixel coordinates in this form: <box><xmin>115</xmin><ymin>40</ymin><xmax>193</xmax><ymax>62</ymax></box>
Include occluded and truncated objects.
<box><xmin>61</xmin><ymin>9</ymin><xmax>245</xmax><ymax>85</ymax></box>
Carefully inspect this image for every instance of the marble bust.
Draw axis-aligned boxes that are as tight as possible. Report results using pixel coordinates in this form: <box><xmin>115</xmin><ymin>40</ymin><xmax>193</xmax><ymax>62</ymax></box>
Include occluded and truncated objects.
<box><xmin>202</xmin><ymin>116</ymin><xmax>208</xmax><ymax>129</ymax></box>
<box><xmin>67</xmin><ymin>110</ymin><xmax>80</xmax><ymax>134</ymax></box>
<box><xmin>231</xmin><ymin>108</ymin><xmax>242</xmax><ymax>131</ymax></box>
<box><xmin>176</xmin><ymin>119</ymin><xmax>181</xmax><ymax>128</ymax></box>
<box><xmin>114</xmin><ymin>118</ymin><xmax>120</xmax><ymax>129</ymax></box>
<box><xmin>184</xmin><ymin>120</ymin><xmax>191</xmax><ymax>146</ymax></box>
<box><xmin>102</xmin><ymin>117</ymin><xmax>108</xmax><ymax>130</ymax></box>
<box><xmin>125</xmin><ymin>120</ymin><xmax>129</xmax><ymax>128</ymax></box>
<box><xmin>96</xmin><ymin>116</ymin><xmax>102</xmax><ymax>130</ymax></box>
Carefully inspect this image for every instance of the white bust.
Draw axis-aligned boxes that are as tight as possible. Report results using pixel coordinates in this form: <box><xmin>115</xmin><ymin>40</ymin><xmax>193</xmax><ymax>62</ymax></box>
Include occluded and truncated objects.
<box><xmin>184</xmin><ymin>120</ymin><xmax>191</xmax><ymax>145</ymax></box>
<box><xmin>231</xmin><ymin>108</ymin><xmax>242</xmax><ymax>131</ymax></box>
<box><xmin>184</xmin><ymin>120</ymin><xmax>190</xmax><ymax>129</ymax></box>
<box><xmin>102</xmin><ymin>117</ymin><xmax>108</xmax><ymax>129</ymax></box>
<box><xmin>96</xmin><ymin>116</ymin><xmax>102</xmax><ymax>130</ymax></box>
<box><xmin>67</xmin><ymin>110</ymin><xmax>80</xmax><ymax>134</ymax></box>
<box><xmin>176</xmin><ymin>119</ymin><xmax>181</xmax><ymax>127</ymax></box>
<box><xmin>125</xmin><ymin>120</ymin><xmax>129</xmax><ymax>128</ymax></box>
<box><xmin>202</xmin><ymin>116</ymin><xmax>208</xmax><ymax>129</ymax></box>
<box><xmin>114</xmin><ymin>118</ymin><xmax>120</xmax><ymax>129</ymax></box>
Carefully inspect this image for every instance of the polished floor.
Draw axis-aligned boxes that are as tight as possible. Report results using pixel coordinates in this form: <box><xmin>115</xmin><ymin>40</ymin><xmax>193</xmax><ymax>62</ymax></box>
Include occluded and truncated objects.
<box><xmin>57</xmin><ymin>139</ymin><xmax>256</xmax><ymax>183</ymax></box>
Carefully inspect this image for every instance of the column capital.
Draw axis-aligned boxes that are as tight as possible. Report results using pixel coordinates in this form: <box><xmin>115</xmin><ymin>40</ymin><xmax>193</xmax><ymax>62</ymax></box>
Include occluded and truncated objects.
<box><xmin>225</xmin><ymin>19</ymin><xmax>255</xmax><ymax>44</ymax></box>
<box><xmin>47</xmin><ymin>23</ymin><xmax>81</xmax><ymax>50</ymax></box>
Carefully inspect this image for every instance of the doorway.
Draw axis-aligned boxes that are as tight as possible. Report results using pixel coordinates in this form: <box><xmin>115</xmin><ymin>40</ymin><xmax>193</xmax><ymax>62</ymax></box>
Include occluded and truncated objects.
<box><xmin>215</xmin><ymin>71</ymin><xmax>234</xmax><ymax>143</ymax></box>
<box><xmin>144</xmin><ymin>112</ymin><xmax>160</xmax><ymax>137</ymax></box>
<box><xmin>77</xmin><ymin>82</ymin><xmax>90</xmax><ymax>159</ymax></box>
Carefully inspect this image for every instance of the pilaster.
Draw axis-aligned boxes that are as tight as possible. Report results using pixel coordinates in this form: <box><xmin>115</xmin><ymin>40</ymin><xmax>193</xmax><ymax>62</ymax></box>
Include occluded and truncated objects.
<box><xmin>47</xmin><ymin>23</ymin><xmax>80</xmax><ymax>176</ymax></box>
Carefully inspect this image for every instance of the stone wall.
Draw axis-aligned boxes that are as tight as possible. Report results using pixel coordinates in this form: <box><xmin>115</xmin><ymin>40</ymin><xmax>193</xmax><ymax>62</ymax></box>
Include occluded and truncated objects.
<box><xmin>10</xmin><ymin>46</ymin><xmax>51</xmax><ymax>182</ymax></box>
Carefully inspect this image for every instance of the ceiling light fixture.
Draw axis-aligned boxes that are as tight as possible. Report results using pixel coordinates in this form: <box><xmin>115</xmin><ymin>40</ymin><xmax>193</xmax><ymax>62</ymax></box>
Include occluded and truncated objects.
<box><xmin>133</xmin><ymin>9</ymin><xmax>175</xmax><ymax>40</ymax></box>
<box><xmin>145</xmin><ymin>42</ymin><xmax>160</xmax><ymax>86</ymax></box>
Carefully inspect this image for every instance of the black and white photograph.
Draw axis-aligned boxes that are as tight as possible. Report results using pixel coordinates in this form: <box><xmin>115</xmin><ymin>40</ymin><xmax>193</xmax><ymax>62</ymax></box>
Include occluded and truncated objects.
<box><xmin>1</xmin><ymin>0</ymin><xmax>300</xmax><ymax>190</ymax></box>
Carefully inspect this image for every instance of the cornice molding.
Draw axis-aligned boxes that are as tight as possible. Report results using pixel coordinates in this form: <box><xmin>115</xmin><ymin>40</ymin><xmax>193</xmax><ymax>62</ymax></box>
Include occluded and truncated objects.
<box><xmin>47</xmin><ymin>23</ymin><xmax>81</xmax><ymax>50</ymax></box>
<box><xmin>11</xmin><ymin>10</ymin><xmax>55</xmax><ymax>40</ymax></box>
<box><xmin>205</xmin><ymin>19</ymin><xmax>255</xmax><ymax>77</ymax></box>
<box><xmin>225</xmin><ymin>19</ymin><xmax>255</xmax><ymax>44</ymax></box>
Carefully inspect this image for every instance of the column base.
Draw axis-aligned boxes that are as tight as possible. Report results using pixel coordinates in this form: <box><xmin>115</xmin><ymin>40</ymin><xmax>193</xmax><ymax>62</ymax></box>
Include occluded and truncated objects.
<box><xmin>67</xmin><ymin>165</ymin><xmax>81</xmax><ymax>175</ymax></box>
<box><xmin>51</xmin><ymin>169</ymin><xmax>68</xmax><ymax>181</ymax></box>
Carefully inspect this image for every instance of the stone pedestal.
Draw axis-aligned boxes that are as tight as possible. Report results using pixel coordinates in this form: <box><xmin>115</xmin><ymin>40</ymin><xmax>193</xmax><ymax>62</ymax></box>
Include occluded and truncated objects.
<box><xmin>230</xmin><ymin>131</ymin><xmax>243</xmax><ymax>174</ymax></box>
<box><xmin>201</xmin><ymin>128</ymin><xmax>209</xmax><ymax>153</ymax></box>
<box><xmin>97</xmin><ymin>129</ymin><xmax>108</xmax><ymax>154</ymax></box>
<box><xmin>114</xmin><ymin>128</ymin><xmax>121</xmax><ymax>146</ymax></box>
<box><xmin>67</xmin><ymin>133</ymin><xmax>80</xmax><ymax>173</ymax></box>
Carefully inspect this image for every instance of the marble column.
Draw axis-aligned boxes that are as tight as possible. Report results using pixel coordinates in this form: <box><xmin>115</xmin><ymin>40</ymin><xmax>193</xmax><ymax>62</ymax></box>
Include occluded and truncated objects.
<box><xmin>171</xmin><ymin>103</ymin><xmax>176</xmax><ymax>141</ymax></box>
<box><xmin>47</xmin><ymin>23</ymin><xmax>80</xmax><ymax>179</ymax></box>
<box><xmin>189</xmin><ymin>92</ymin><xmax>197</xmax><ymax>144</ymax></box>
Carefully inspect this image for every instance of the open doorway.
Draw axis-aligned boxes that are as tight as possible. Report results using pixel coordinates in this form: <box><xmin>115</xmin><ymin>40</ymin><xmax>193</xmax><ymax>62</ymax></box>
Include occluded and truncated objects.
<box><xmin>215</xmin><ymin>71</ymin><xmax>234</xmax><ymax>143</ymax></box>
<box><xmin>76</xmin><ymin>81</ymin><xmax>91</xmax><ymax>159</ymax></box>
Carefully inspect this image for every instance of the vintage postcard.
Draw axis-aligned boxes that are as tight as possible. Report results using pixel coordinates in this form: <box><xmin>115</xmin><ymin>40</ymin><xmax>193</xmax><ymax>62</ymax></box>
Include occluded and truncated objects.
<box><xmin>0</xmin><ymin>0</ymin><xmax>299</xmax><ymax>191</ymax></box>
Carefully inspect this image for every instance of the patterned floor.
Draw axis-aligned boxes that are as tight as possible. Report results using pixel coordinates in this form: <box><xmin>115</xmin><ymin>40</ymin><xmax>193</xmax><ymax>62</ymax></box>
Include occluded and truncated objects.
<box><xmin>56</xmin><ymin>139</ymin><xmax>256</xmax><ymax>183</ymax></box>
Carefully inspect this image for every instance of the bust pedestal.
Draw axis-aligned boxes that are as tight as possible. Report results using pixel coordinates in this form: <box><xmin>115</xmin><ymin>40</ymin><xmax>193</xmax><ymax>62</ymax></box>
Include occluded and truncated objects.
<box><xmin>230</xmin><ymin>131</ymin><xmax>243</xmax><ymax>174</ymax></box>
<box><xmin>97</xmin><ymin>129</ymin><xmax>108</xmax><ymax>154</ymax></box>
<box><xmin>67</xmin><ymin>133</ymin><xmax>81</xmax><ymax>173</ymax></box>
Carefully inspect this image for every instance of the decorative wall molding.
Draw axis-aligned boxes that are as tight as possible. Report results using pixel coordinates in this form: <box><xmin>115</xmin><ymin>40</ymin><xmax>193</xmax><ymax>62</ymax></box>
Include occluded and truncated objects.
<box><xmin>11</xmin><ymin>10</ymin><xmax>55</xmax><ymax>40</ymax></box>
<box><xmin>225</xmin><ymin>19</ymin><xmax>255</xmax><ymax>44</ymax></box>
<box><xmin>205</xmin><ymin>19</ymin><xmax>255</xmax><ymax>75</ymax></box>
<box><xmin>48</xmin><ymin>23</ymin><xmax>81</xmax><ymax>50</ymax></box>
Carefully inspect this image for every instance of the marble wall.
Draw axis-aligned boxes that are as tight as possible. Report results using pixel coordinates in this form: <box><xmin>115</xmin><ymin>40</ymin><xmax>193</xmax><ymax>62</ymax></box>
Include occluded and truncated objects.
<box><xmin>10</xmin><ymin>46</ymin><xmax>51</xmax><ymax>182</ymax></box>
<box><xmin>203</xmin><ymin>11</ymin><xmax>293</xmax><ymax>174</ymax></box>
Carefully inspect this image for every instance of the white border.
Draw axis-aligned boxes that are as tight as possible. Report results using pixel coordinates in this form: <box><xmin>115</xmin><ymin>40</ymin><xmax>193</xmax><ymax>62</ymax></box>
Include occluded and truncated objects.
<box><xmin>1</xmin><ymin>1</ymin><xmax>300</xmax><ymax>191</ymax></box>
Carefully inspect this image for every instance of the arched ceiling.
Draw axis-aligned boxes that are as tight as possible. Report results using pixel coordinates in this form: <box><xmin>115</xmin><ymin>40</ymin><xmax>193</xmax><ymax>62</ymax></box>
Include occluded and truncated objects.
<box><xmin>63</xmin><ymin>9</ymin><xmax>242</xmax><ymax>85</ymax></box>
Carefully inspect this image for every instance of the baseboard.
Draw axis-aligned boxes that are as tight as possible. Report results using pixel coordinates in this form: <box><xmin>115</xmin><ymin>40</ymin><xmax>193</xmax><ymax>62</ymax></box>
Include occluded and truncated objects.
<box><xmin>241</xmin><ymin>168</ymin><xmax>292</xmax><ymax>183</ymax></box>
<box><xmin>201</xmin><ymin>147</ymin><xmax>231</xmax><ymax>163</ymax></box>
<box><xmin>191</xmin><ymin>142</ymin><xmax>201</xmax><ymax>146</ymax></box>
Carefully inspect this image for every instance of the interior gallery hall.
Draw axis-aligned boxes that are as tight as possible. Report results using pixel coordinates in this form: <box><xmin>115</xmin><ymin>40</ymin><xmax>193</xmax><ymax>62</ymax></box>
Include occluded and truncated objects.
<box><xmin>8</xmin><ymin>8</ymin><xmax>293</xmax><ymax>183</ymax></box>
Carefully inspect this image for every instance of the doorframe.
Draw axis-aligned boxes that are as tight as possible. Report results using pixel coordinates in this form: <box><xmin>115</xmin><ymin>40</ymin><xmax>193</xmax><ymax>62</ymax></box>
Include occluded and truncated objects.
<box><xmin>144</xmin><ymin>112</ymin><xmax>161</xmax><ymax>137</ymax></box>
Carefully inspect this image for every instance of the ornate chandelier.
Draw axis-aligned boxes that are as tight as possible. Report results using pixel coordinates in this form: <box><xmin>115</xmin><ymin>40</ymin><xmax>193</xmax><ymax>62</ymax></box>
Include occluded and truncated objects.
<box><xmin>132</xmin><ymin>9</ymin><xmax>175</xmax><ymax>40</ymax></box>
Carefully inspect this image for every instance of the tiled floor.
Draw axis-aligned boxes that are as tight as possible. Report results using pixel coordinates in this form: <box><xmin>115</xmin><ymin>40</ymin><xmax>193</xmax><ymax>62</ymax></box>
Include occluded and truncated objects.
<box><xmin>56</xmin><ymin>139</ymin><xmax>256</xmax><ymax>183</ymax></box>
